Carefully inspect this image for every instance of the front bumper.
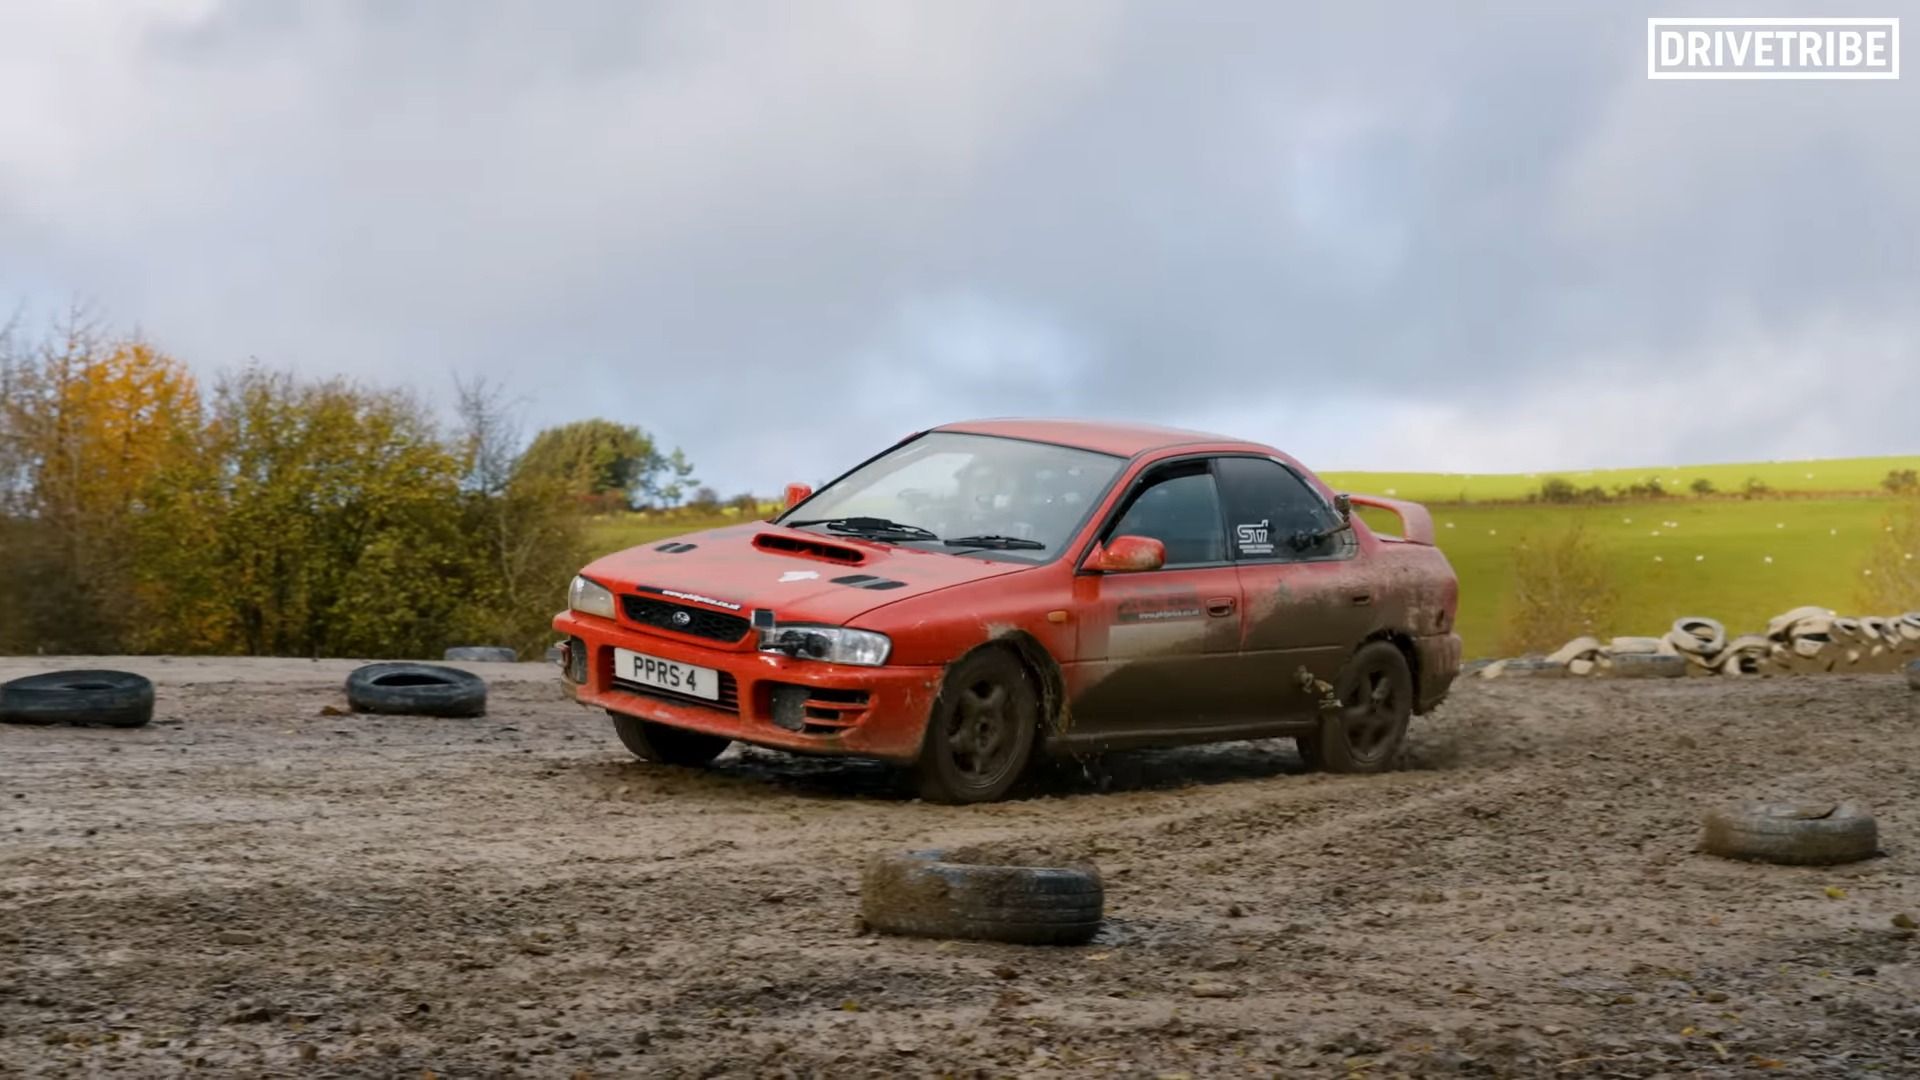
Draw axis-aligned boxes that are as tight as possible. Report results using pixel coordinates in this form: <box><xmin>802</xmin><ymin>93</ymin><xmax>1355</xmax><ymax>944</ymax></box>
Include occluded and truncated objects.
<box><xmin>553</xmin><ymin>611</ymin><xmax>943</xmax><ymax>763</ymax></box>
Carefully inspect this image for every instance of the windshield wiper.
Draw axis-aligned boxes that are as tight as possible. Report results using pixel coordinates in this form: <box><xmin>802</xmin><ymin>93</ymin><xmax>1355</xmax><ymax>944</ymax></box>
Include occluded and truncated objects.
<box><xmin>784</xmin><ymin>516</ymin><xmax>939</xmax><ymax>541</ymax></box>
<box><xmin>942</xmin><ymin>534</ymin><xmax>1047</xmax><ymax>551</ymax></box>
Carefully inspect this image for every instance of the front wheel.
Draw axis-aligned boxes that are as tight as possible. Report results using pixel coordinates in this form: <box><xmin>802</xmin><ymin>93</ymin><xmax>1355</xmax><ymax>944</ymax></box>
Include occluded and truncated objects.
<box><xmin>608</xmin><ymin>711</ymin><xmax>731</xmax><ymax>766</ymax></box>
<box><xmin>1296</xmin><ymin>641</ymin><xmax>1413</xmax><ymax>774</ymax></box>
<box><xmin>912</xmin><ymin>649</ymin><xmax>1039</xmax><ymax>804</ymax></box>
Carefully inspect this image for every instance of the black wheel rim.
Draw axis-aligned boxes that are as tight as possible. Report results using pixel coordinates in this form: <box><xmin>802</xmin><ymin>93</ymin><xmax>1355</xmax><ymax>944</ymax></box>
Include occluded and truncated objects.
<box><xmin>946</xmin><ymin>677</ymin><xmax>1018</xmax><ymax>785</ymax></box>
<box><xmin>1341</xmin><ymin>662</ymin><xmax>1400</xmax><ymax>759</ymax></box>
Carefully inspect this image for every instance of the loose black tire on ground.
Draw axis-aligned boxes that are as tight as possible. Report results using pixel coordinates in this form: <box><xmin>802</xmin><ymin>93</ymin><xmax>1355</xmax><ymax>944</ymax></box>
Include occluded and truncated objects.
<box><xmin>444</xmin><ymin>645</ymin><xmax>518</xmax><ymax>663</ymax></box>
<box><xmin>912</xmin><ymin>648</ymin><xmax>1039</xmax><ymax>804</ymax></box>
<box><xmin>345</xmin><ymin>663</ymin><xmax>487</xmax><ymax>718</ymax></box>
<box><xmin>608</xmin><ymin>711</ymin><xmax>731</xmax><ymax>766</ymax></box>
<box><xmin>1298</xmin><ymin>641</ymin><xmax>1413</xmax><ymax>774</ymax></box>
<box><xmin>861</xmin><ymin>850</ymin><xmax>1103</xmax><ymax>946</ymax></box>
<box><xmin>1700</xmin><ymin>802</ymin><xmax>1879</xmax><ymax>866</ymax></box>
<box><xmin>1613</xmin><ymin>652</ymin><xmax>1688</xmax><ymax>679</ymax></box>
<box><xmin>0</xmin><ymin>670</ymin><xmax>154</xmax><ymax>728</ymax></box>
<box><xmin>1499</xmin><ymin>657</ymin><xmax>1567</xmax><ymax>679</ymax></box>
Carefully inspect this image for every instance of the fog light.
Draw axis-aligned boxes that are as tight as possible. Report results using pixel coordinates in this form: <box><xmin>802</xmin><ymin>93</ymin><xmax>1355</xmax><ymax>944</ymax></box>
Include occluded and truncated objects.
<box><xmin>564</xmin><ymin>636</ymin><xmax>588</xmax><ymax>684</ymax></box>
<box><xmin>769</xmin><ymin>684</ymin><xmax>808</xmax><ymax>731</ymax></box>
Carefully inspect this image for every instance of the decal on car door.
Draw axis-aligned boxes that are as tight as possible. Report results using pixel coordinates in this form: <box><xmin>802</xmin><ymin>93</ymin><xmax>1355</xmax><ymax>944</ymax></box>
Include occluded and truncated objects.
<box><xmin>1234</xmin><ymin>519</ymin><xmax>1273</xmax><ymax>556</ymax></box>
<box><xmin>1115</xmin><ymin>593</ymin><xmax>1204</xmax><ymax>623</ymax></box>
<box><xmin>1109</xmin><ymin>591</ymin><xmax>1208</xmax><ymax>659</ymax></box>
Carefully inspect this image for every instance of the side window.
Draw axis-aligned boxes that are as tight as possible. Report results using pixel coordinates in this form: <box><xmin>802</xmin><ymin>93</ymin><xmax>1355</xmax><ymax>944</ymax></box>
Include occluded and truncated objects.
<box><xmin>1215</xmin><ymin>457</ymin><xmax>1349</xmax><ymax>562</ymax></box>
<box><xmin>1105</xmin><ymin>463</ymin><xmax>1227</xmax><ymax>567</ymax></box>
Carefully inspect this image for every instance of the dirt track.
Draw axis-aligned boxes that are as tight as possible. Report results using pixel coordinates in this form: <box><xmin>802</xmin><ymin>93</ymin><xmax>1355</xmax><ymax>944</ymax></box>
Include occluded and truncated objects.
<box><xmin>3</xmin><ymin>659</ymin><xmax>1918</xmax><ymax>1078</ymax></box>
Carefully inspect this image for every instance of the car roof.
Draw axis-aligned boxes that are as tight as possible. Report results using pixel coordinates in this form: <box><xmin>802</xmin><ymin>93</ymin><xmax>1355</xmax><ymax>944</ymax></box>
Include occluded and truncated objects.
<box><xmin>934</xmin><ymin>418</ymin><xmax>1264</xmax><ymax>458</ymax></box>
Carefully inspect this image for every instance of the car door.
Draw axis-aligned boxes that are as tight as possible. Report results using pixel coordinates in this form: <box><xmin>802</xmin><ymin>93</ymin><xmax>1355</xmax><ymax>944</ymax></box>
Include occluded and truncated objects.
<box><xmin>1064</xmin><ymin>457</ymin><xmax>1246</xmax><ymax>748</ymax></box>
<box><xmin>1216</xmin><ymin>455</ymin><xmax>1378</xmax><ymax>720</ymax></box>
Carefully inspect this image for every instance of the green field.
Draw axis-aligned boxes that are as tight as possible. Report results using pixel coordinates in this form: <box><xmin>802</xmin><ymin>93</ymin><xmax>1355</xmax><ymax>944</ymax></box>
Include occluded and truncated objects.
<box><xmin>585</xmin><ymin>509</ymin><xmax>759</xmax><ymax>555</ymax></box>
<box><xmin>1320</xmin><ymin>455</ymin><xmax>1920</xmax><ymax>504</ymax></box>
<box><xmin>586</xmin><ymin>460</ymin><xmax>1918</xmax><ymax>661</ymax></box>
<box><xmin>1384</xmin><ymin>498</ymin><xmax>1909</xmax><ymax>657</ymax></box>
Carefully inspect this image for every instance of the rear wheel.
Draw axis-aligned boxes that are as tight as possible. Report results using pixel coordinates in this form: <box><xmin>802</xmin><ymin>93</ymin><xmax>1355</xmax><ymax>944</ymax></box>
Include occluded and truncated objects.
<box><xmin>608</xmin><ymin>711</ymin><xmax>731</xmax><ymax>766</ymax></box>
<box><xmin>912</xmin><ymin>649</ymin><xmax>1038</xmax><ymax>804</ymax></box>
<box><xmin>1297</xmin><ymin>641</ymin><xmax>1412</xmax><ymax>774</ymax></box>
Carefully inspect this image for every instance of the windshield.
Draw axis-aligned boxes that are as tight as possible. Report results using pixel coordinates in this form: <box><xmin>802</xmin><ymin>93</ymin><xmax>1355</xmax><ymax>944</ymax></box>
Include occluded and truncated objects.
<box><xmin>781</xmin><ymin>432</ymin><xmax>1125</xmax><ymax>560</ymax></box>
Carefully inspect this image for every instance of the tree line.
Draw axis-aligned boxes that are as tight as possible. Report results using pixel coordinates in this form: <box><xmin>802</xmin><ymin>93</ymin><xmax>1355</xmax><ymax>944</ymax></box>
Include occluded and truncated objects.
<box><xmin>0</xmin><ymin>310</ymin><xmax>700</xmax><ymax>658</ymax></box>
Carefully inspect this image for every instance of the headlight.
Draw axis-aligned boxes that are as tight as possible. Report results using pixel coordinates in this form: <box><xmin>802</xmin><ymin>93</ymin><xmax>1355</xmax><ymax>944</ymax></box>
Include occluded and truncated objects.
<box><xmin>758</xmin><ymin>624</ymin><xmax>891</xmax><ymax>666</ymax></box>
<box><xmin>568</xmin><ymin>576</ymin><xmax>616</xmax><ymax>619</ymax></box>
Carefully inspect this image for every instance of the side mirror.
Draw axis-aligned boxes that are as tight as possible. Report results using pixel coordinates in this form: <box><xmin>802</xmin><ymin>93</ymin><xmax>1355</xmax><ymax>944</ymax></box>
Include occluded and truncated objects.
<box><xmin>1086</xmin><ymin>535</ymin><xmax>1166</xmax><ymax>573</ymax></box>
<box><xmin>1333</xmin><ymin>492</ymin><xmax>1353</xmax><ymax>522</ymax></box>
<box><xmin>783</xmin><ymin>482</ymin><xmax>813</xmax><ymax>511</ymax></box>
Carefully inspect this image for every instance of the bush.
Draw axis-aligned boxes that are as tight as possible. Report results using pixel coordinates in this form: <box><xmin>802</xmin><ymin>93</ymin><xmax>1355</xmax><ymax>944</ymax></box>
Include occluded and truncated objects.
<box><xmin>1534</xmin><ymin>477</ymin><xmax>1609</xmax><ymax>504</ymax></box>
<box><xmin>1536</xmin><ymin>477</ymin><xmax>1578</xmax><ymax>504</ymax></box>
<box><xmin>1690</xmin><ymin>478</ymin><xmax>1716</xmax><ymax>496</ymax></box>
<box><xmin>135</xmin><ymin>368</ymin><xmax>489</xmax><ymax>657</ymax></box>
<box><xmin>1741</xmin><ymin>476</ymin><xmax>1774</xmax><ymax>499</ymax></box>
<box><xmin>1616</xmin><ymin>477</ymin><xmax>1670</xmax><ymax>499</ymax></box>
<box><xmin>1883</xmin><ymin>468</ymin><xmax>1919</xmax><ymax>495</ymax></box>
<box><xmin>1498</xmin><ymin>524</ymin><xmax>1619</xmax><ymax>655</ymax></box>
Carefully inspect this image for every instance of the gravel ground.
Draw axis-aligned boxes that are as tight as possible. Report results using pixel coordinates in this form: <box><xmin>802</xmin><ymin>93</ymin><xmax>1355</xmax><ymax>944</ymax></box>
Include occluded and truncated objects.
<box><xmin>2</xmin><ymin>659</ymin><xmax>1918</xmax><ymax>1078</ymax></box>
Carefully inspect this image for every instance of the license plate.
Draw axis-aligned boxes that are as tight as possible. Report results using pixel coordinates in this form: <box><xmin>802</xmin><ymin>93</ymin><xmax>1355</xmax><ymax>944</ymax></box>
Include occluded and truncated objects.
<box><xmin>613</xmin><ymin>648</ymin><xmax>720</xmax><ymax>701</ymax></box>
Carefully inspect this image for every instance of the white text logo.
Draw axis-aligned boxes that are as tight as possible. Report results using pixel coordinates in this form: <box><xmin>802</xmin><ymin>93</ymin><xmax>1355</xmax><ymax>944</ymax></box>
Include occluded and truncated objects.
<box><xmin>1648</xmin><ymin>18</ymin><xmax>1898</xmax><ymax>79</ymax></box>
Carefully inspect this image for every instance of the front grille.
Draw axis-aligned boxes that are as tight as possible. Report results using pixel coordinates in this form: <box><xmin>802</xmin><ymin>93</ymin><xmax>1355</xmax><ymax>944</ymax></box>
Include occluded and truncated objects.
<box><xmin>621</xmin><ymin>594</ymin><xmax>751</xmax><ymax>643</ymax></box>
<box><xmin>613</xmin><ymin>671</ymin><xmax>741</xmax><ymax>714</ymax></box>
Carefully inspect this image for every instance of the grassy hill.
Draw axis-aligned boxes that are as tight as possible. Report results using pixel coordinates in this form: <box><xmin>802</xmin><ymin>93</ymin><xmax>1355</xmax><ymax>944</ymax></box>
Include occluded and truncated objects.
<box><xmin>1319</xmin><ymin>455</ymin><xmax>1918</xmax><ymax>504</ymax></box>
<box><xmin>584</xmin><ymin>457</ymin><xmax>1919</xmax><ymax>660</ymax></box>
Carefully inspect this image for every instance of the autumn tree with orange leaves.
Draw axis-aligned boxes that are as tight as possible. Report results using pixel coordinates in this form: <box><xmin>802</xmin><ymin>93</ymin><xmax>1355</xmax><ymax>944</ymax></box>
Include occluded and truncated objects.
<box><xmin>1</xmin><ymin>312</ymin><xmax>200</xmax><ymax>651</ymax></box>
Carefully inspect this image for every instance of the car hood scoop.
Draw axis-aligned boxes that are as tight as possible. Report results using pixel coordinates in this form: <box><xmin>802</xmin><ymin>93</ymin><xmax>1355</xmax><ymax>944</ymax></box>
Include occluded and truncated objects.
<box><xmin>750</xmin><ymin>532</ymin><xmax>867</xmax><ymax>564</ymax></box>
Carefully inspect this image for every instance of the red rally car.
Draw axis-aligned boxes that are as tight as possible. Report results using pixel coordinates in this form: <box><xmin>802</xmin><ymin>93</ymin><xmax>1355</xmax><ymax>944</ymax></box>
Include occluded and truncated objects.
<box><xmin>553</xmin><ymin>419</ymin><xmax>1462</xmax><ymax>803</ymax></box>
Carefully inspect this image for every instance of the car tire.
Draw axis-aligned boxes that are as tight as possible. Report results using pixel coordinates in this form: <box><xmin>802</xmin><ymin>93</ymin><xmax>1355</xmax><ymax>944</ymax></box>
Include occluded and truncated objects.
<box><xmin>860</xmin><ymin>849</ymin><xmax>1103</xmax><ymax>946</ymax></box>
<box><xmin>1701</xmin><ymin>802</ymin><xmax>1879</xmax><ymax>866</ymax></box>
<box><xmin>1907</xmin><ymin>659</ymin><xmax>1920</xmax><ymax>691</ymax></box>
<box><xmin>608</xmin><ymin>711</ymin><xmax>731</xmax><ymax>766</ymax></box>
<box><xmin>345</xmin><ymin>663</ymin><xmax>487</xmax><ymax>718</ymax></box>
<box><xmin>0</xmin><ymin>670</ymin><xmax>155</xmax><ymax>728</ymax></box>
<box><xmin>444</xmin><ymin>645</ymin><xmax>518</xmax><ymax>663</ymax></box>
<box><xmin>1300</xmin><ymin>641</ymin><xmax>1413</xmax><ymax>774</ymax></box>
<box><xmin>912</xmin><ymin>648</ymin><xmax>1039</xmax><ymax>804</ymax></box>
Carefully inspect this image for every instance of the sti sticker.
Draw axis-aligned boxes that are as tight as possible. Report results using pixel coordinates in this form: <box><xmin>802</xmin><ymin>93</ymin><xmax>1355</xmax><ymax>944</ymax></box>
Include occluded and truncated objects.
<box><xmin>1235</xmin><ymin>519</ymin><xmax>1273</xmax><ymax>556</ymax></box>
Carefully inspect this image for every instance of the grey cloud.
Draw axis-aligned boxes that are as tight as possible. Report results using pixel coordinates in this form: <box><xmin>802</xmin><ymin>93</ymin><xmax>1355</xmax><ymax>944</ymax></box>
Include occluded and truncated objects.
<box><xmin>0</xmin><ymin>0</ymin><xmax>1913</xmax><ymax>490</ymax></box>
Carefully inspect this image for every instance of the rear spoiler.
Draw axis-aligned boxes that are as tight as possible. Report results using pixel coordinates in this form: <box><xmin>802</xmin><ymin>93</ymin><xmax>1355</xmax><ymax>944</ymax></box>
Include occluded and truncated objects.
<box><xmin>1344</xmin><ymin>494</ymin><xmax>1435</xmax><ymax>545</ymax></box>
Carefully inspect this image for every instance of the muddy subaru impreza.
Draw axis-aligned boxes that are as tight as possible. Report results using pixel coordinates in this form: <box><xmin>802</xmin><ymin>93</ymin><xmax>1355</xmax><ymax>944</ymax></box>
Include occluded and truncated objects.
<box><xmin>553</xmin><ymin>419</ymin><xmax>1461</xmax><ymax>803</ymax></box>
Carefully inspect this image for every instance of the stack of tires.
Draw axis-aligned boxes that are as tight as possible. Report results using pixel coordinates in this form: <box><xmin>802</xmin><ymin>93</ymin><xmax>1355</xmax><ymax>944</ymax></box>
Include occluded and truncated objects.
<box><xmin>1513</xmin><ymin>608</ymin><xmax>1920</xmax><ymax>679</ymax></box>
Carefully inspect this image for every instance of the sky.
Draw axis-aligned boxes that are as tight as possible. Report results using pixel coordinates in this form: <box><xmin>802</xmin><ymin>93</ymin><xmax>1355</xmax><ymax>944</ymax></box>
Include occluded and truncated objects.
<box><xmin>1</xmin><ymin>0</ymin><xmax>1916</xmax><ymax>494</ymax></box>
